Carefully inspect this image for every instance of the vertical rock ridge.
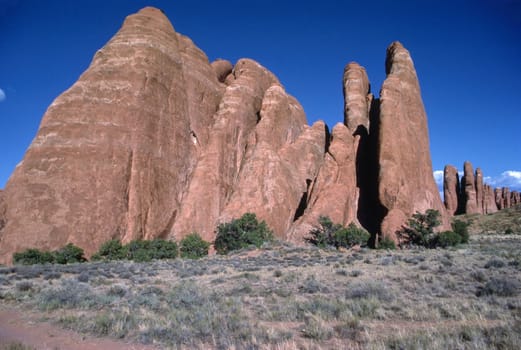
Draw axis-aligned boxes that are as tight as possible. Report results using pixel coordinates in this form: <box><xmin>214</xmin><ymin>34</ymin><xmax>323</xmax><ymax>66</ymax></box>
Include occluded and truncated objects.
<box><xmin>443</xmin><ymin>165</ymin><xmax>460</xmax><ymax>216</ymax></box>
<box><xmin>462</xmin><ymin>161</ymin><xmax>478</xmax><ymax>214</ymax></box>
<box><xmin>378</xmin><ymin>41</ymin><xmax>449</xmax><ymax>240</ymax></box>
<box><xmin>343</xmin><ymin>62</ymin><xmax>371</xmax><ymax>133</ymax></box>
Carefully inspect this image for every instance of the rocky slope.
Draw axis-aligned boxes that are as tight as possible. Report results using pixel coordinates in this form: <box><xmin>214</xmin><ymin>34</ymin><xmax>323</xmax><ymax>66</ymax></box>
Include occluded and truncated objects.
<box><xmin>0</xmin><ymin>7</ymin><xmax>447</xmax><ymax>262</ymax></box>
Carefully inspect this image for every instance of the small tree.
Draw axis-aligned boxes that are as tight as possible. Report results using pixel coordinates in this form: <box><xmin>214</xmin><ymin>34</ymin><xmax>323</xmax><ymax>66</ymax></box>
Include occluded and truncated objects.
<box><xmin>377</xmin><ymin>236</ymin><xmax>396</xmax><ymax>250</ymax></box>
<box><xmin>305</xmin><ymin>216</ymin><xmax>339</xmax><ymax>248</ymax></box>
<box><xmin>306</xmin><ymin>217</ymin><xmax>369</xmax><ymax>249</ymax></box>
<box><xmin>432</xmin><ymin>231</ymin><xmax>461</xmax><ymax>248</ymax></box>
<box><xmin>13</xmin><ymin>248</ymin><xmax>55</xmax><ymax>265</ymax></box>
<box><xmin>398</xmin><ymin>209</ymin><xmax>441</xmax><ymax>247</ymax></box>
<box><xmin>334</xmin><ymin>223</ymin><xmax>370</xmax><ymax>248</ymax></box>
<box><xmin>53</xmin><ymin>243</ymin><xmax>86</xmax><ymax>264</ymax></box>
<box><xmin>148</xmin><ymin>239</ymin><xmax>178</xmax><ymax>260</ymax></box>
<box><xmin>214</xmin><ymin>213</ymin><xmax>273</xmax><ymax>254</ymax></box>
<box><xmin>91</xmin><ymin>239</ymin><xmax>127</xmax><ymax>261</ymax></box>
<box><xmin>451</xmin><ymin>219</ymin><xmax>469</xmax><ymax>243</ymax></box>
<box><xmin>180</xmin><ymin>233</ymin><xmax>211</xmax><ymax>259</ymax></box>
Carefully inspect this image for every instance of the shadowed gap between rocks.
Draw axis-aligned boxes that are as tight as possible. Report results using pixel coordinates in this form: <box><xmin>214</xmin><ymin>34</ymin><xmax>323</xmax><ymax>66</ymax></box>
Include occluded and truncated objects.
<box><xmin>293</xmin><ymin>179</ymin><xmax>312</xmax><ymax>221</ymax></box>
<box><xmin>356</xmin><ymin>98</ymin><xmax>387</xmax><ymax>246</ymax></box>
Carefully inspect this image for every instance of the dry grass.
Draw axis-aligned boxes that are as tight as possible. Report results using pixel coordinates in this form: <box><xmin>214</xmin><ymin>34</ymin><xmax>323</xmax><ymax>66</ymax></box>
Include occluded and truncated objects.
<box><xmin>459</xmin><ymin>204</ymin><xmax>521</xmax><ymax>235</ymax></box>
<box><xmin>1</xmin><ymin>212</ymin><xmax>521</xmax><ymax>349</ymax></box>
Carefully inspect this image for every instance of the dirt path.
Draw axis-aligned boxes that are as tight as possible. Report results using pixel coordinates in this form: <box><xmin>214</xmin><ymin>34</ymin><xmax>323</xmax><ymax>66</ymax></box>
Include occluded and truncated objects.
<box><xmin>0</xmin><ymin>305</ymin><xmax>157</xmax><ymax>350</ymax></box>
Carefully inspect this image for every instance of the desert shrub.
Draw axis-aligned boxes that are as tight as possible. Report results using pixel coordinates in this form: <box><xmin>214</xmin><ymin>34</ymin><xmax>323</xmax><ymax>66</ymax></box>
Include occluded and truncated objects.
<box><xmin>92</xmin><ymin>238</ymin><xmax>178</xmax><ymax>262</ymax></box>
<box><xmin>13</xmin><ymin>248</ymin><xmax>55</xmax><ymax>265</ymax></box>
<box><xmin>451</xmin><ymin>219</ymin><xmax>469</xmax><ymax>243</ymax></box>
<box><xmin>306</xmin><ymin>216</ymin><xmax>339</xmax><ymax>248</ymax></box>
<box><xmin>302</xmin><ymin>315</ymin><xmax>333</xmax><ymax>340</ymax></box>
<box><xmin>334</xmin><ymin>223</ymin><xmax>370</xmax><ymax>248</ymax></box>
<box><xmin>16</xmin><ymin>281</ymin><xmax>34</xmax><ymax>292</ymax></box>
<box><xmin>214</xmin><ymin>213</ymin><xmax>273</xmax><ymax>254</ymax></box>
<box><xmin>77</xmin><ymin>271</ymin><xmax>90</xmax><ymax>283</ymax></box>
<box><xmin>147</xmin><ymin>239</ymin><xmax>178</xmax><ymax>260</ymax></box>
<box><xmin>378</xmin><ymin>236</ymin><xmax>396</xmax><ymax>250</ymax></box>
<box><xmin>346</xmin><ymin>281</ymin><xmax>394</xmax><ymax>302</ymax></box>
<box><xmin>484</xmin><ymin>258</ymin><xmax>506</xmax><ymax>269</ymax></box>
<box><xmin>126</xmin><ymin>239</ymin><xmax>178</xmax><ymax>262</ymax></box>
<box><xmin>38</xmin><ymin>279</ymin><xmax>104</xmax><ymax>310</ymax></box>
<box><xmin>91</xmin><ymin>239</ymin><xmax>127</xmax><ymax>261</ymax></box>
<box><xmin>505</xmin><ymin>227</ymin><xmax>514</xmax><ymax>235</ymax></box>
<box><xmin>125</xmin><ymin>240</ymin><xmax>152</xmax><ymax>262</ymax></box>
<box><xmin>306</xmin><ymin>216</ymin><xmax>368</xmax><ymax>249</ymax></box>
<box><xmin>44</xmin><ymin>271</ymin><xmax>62</xmax><ymax>280</ymax></box>
<box><xmin>53</xmin><ymin>243</ymin><xmax>86</xmax><ymax>264</ymax></box>
<box><xmin>477</xmin><ymin>277</ymin><xmax>519</xmax><ymax>297</ymax></box>
<box><xmin>432</xmin><ymin>231</ymin><xmax>461</xmax><ymax>248</ymax></box>
<box><xmin>398</xmin><ymin>209</ymin><xmax>441</xmax><ymax>248</ymax></box>
<box><xmin>180</xmin><ymin>233</ymin><xmax>210</xmax><ymax>259</ymax></box>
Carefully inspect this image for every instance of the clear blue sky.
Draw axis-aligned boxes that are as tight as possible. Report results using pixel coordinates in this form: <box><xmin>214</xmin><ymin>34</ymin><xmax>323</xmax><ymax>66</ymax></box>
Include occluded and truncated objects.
<box><xmin>1</xmin><ymin>0</ymin><xmax>520</xmax><ymax>192</ymax></box>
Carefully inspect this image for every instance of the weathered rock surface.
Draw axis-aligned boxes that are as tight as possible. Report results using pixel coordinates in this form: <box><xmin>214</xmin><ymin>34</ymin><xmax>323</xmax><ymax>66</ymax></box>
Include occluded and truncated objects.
<box><xmin>495</xmin><ymin>188</ymin><xmax>504</xmax><ymax>210</ymax></box>
<box><xmin>378</xmin><ymin>42</ymin><xmax>449</xmax><ymax>239</ymax></box>
<box><xmin>0</xmin><ymin>190</ymin><xmax>5</xmax><ymax>232</ymax></box>
<box><xmin>503</xmin><ymin>187</ymin><xmax>511</xmax><ymax>209</ymax></box>
<box><xmin>483</xmin><ymin>185</ymin><xmax>498</xmax><ymax>214</ymax></box>
<box><xmin>512</xmin><ymin>191</ymin><xmax>520</xmax><ymax>206</ymax></box>
<box><xmin>475</xmin><ymin>168</ymin><xmax>484</xmax><ymax>214</ymax></box>
<box><xmin>462</xmin><ymin>161</ymin><xmax>479</xmax><ymax>214</ymax></box>
<box><xmin>0</xmin><ymin>7</ymin><xmax>225</xmax><ymax>261</ymax></box>
<box><xmin>0</xmin><ymin>9</ymin><xmax>454</xmax><ymax>262</ymax></box>
<box><xmin>443</xmin><ymin>165</ymin><xmax>460</xmax><ymax>215</ymax></box>
<box><xmin>343</xmin><ymin>63</ymin><xmax>371</xmax><ymax>133</ymax></box>
<box><xmin>289</xmin><ymin>123</ymin><xmax>358</xmax><ymax>238</ymax></box>
<box><xmin>211</xmin><ymin>59</ymin><xmax>233</xmax><ymax>83</ymax></box>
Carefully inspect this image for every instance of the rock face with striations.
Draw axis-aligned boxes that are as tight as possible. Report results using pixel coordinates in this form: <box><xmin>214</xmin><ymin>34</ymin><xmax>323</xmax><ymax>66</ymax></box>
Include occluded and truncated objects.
<box><xmin>377</xmin><ymin>42</ymin><xmax>449</xmax><ymax>239</ymax></box>
<box><xmin>0</xmin><ymin>8</ymin><xmax>449</xmax><ymax>262</ymax></box>
<box><xmin>343</xmin><ymin>62</ymin><xmax>372</xmax><ymax>132</ymax></box>
<box><xmin>0</xmin><ymin>7</ymin><xmax>226</xmax><ymax>260</ymax></box>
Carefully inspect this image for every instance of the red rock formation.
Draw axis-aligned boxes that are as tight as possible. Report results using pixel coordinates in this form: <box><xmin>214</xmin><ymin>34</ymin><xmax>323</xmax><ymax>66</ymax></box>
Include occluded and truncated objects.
<box><xmin>475</xmin><ymin>168</ymin><xmax>484</xmax><ymax>214</ymax></box>
<box><xmin>0</xmin><ymin>8</ymin><xmax>329</xmax><ymax>262</ymax></box>
<box><xmin>288</xmin><ymin>123</ymin><xmax>358</xmax><ymax>238</ymax></box>
<box><xmin>483</xmin><ymin>185</ymin><xmax>498</xmax><ymax>214</ymax></box>
<box><xmin>0</xmin><ymin>8</ymin><xmax>226</xmax><ymax>261</ymax></box>
<box><xmin>217</xmin><ymin>86</ymin><xmax>326</xmax><ymax>240</ymax></box>
<box><xmin>377</xmin><ymin>42</ymin><xmax>449</xmax><ymax>240</ymax></box>
<box><xmin>0</xmin><ymin>190</ymin><xmax>5</xmax><ymax>232</ymax></box>
<box><xmin>443</xmin><ymin>165</ymin><xmax>460</xmax><ymax>215</ymax></box>
<box><xmin>211</xmin><ymin>59</ymin><xmax>233</xmax><ymax>83</ymax></box>
<box><xmin>462</xmin><ymin>161</ymin><xmax>479</xmax><ymax>214</ymax></box>
<box><xmin>0</xmin><ymin>9</ymin><xmax>455</xmax><ymax>262</ymax></box>
<box><xmin>495</xmin><ymin>188</ymin><xmax>504</xmax><ymax>209</ymax></box>
<box><xmin>503</xmin><ymin>187</ymin><xmax>511</xmax><ymax>209</ymax></box>
<box><xmin>343</xmin><ymin>62</ymin><xmax>371</xmax><ymax>133</ymax></box>
<box><xmin>512</xmin><ymin>191</ymin><xmax>520</xmax><ymax>206</ymax></box>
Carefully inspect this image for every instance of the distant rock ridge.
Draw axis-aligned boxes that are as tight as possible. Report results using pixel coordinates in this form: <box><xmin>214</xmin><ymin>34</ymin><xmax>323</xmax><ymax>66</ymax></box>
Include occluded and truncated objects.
<box><xmin>0</xmin><ymin>7</ymin><xmax>448</xmax><ymax>263</ymax></box>
<box><xmin>443</xmin><ymin>161</ymin><xmax>519</xmax><ymax>215</ymax></box>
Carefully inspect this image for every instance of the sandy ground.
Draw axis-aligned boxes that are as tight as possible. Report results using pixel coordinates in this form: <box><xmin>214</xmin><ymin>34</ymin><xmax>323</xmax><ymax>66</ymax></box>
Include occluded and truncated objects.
<box><xmin>0</xmin><ymin>305</ymin><xmax>157</xmax><ymax>350</ymax></box>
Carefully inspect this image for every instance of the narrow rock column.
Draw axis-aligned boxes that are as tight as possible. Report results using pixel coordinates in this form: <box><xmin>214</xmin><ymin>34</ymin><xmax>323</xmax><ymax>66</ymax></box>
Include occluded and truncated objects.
<box><xmin>475</xmin><ymin>168</ymin><xmax>485</xmax><ymax>214</ymax></box>
<box><xmin>462</xmin><ymin>161</ymin><xmax>479</xmax><ymax>214</ymax></box>
<box><xmin>443</xmin><ymin>165</ymin><xmax>460</xmax><ymax>215</ymax></box>
<box><xmin>377</xmin><ymin>42</ymin><xmax>449</xmax><ymax>240</ymax></box>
